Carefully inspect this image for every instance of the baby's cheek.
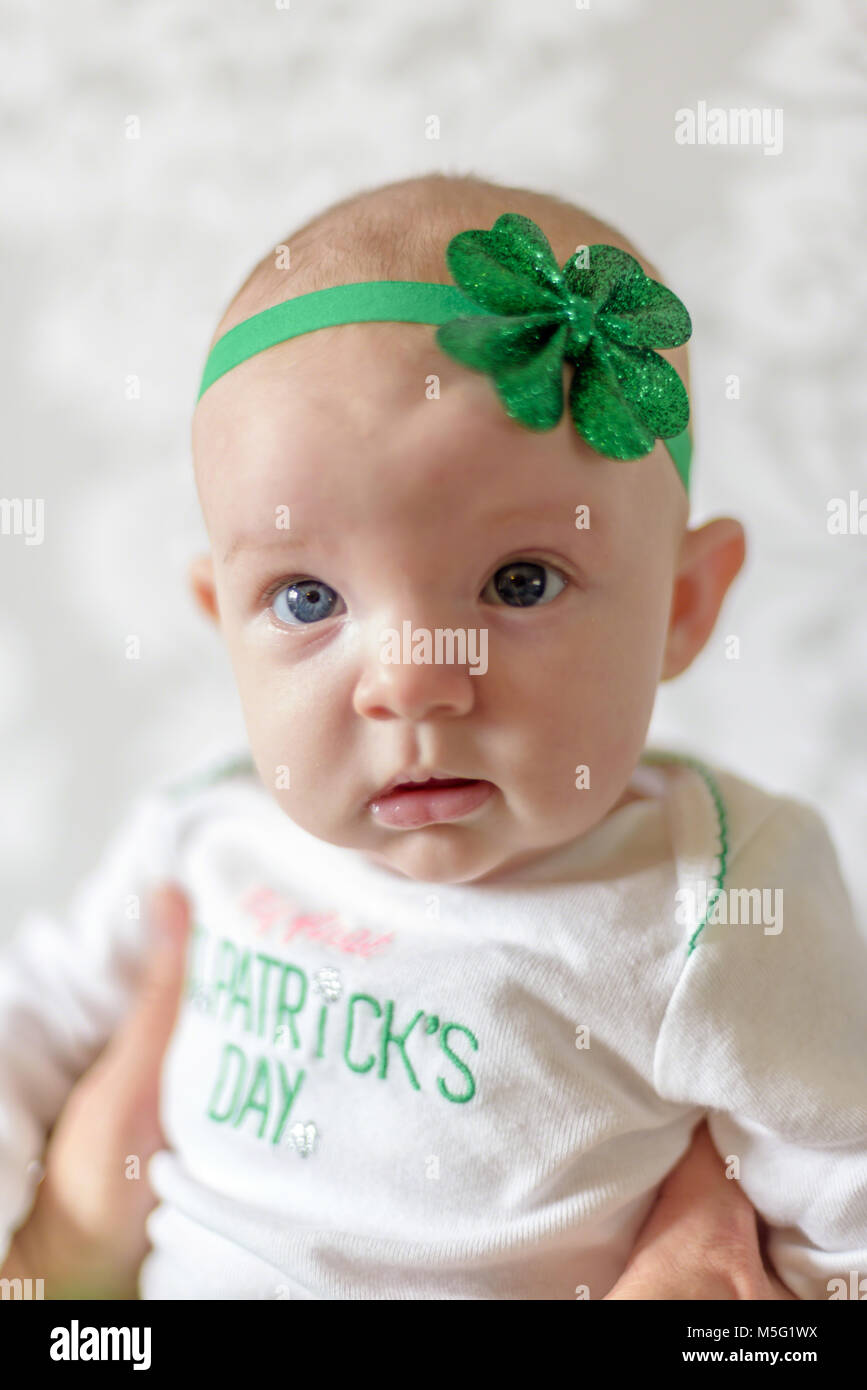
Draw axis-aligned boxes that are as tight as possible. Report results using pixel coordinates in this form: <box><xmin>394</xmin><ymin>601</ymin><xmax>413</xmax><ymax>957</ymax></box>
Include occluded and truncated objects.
<box><xmin>226</xmin><ymin>668</ymin><xmax>302</xmax><ymax>791</ymax></box>
<box><xmin>532</xmin><ymin>670</ymin><xmax>651</xmax><ymax>824</ymax></box>
<box><xmin>253</xmin><ymin>707</ymin><xmax>352</xmax><ymax>830</ymax></box>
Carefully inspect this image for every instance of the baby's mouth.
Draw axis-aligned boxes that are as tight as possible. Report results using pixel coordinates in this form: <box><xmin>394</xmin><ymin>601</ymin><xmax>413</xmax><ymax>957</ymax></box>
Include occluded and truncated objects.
<box><xmin>367</xmin><ymin>775</ymin><xmax>495</xmax><ymax>830</ymax></box>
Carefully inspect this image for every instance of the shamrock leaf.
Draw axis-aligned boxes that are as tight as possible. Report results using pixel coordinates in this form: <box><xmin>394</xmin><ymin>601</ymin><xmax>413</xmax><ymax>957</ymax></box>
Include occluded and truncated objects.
<box><xmin>435</xmin><ymin>214</ymin><xmax>692</xmax><ymax>463</ymax></box>
<box><xmin>444</xmin><ymin>212</ymin><xmax>566</xmax><ymax>315</ymax></box>
<box><xmin>568</xmin><ymin>338</ymin><xmax>689</xmax><ymax>460</ymax></box>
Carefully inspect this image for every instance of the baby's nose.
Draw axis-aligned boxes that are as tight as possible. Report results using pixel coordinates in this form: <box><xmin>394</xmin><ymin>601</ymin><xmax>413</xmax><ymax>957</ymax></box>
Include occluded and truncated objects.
<box><xmin>352</xmin><ymin>616</ymin><xmax>486</xmax><ymax>722</ymax></box>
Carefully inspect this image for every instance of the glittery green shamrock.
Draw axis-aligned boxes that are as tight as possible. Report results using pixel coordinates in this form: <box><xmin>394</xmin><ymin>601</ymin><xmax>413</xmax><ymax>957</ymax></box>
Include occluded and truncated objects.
<box><xmin>435</xmin><ymin>213</ymin><xmax>691</xmax><ymax>460</ymax></box>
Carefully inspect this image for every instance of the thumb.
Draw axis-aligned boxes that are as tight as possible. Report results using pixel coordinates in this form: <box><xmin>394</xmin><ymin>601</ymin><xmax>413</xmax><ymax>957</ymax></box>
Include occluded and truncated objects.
<box><xmin>137</xmin><ymin>884</ymin><xmax>193</xmax><ymax>1040</ymax></box>
<box><xmin>106</xmin><ymin>883</ymin><xmax>192</xmax><ymax>1108</ymax></box>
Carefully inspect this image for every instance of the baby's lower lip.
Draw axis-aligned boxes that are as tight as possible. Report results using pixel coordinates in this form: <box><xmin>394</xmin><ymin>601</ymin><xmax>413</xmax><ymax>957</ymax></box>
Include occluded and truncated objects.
<box><xmin>369</xmin><ymin>778</ymin><xmax>495</xmax><ymax>829</ymax></box>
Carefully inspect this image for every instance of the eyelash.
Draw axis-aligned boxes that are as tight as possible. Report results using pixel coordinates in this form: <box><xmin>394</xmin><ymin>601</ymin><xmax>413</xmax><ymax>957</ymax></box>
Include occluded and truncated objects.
<box><xmin>258</xmin><ymin>558</ymin><xmax>571</xmax><ymax>622</ymax></box>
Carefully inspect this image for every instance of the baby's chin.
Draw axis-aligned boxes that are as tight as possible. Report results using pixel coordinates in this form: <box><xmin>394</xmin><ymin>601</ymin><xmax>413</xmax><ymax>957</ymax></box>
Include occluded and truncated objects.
<box><xmin>360</xmin><ymin>830</ymin><xmax>516</xmax><ymax>886</ymax></box>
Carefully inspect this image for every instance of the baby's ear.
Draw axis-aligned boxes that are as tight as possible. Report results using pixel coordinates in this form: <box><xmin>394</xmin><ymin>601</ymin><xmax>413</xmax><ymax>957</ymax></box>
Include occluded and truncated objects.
<box><xmin>661</xmin><ymin>518</ymin><xmax>746</xmax><ymax>680</ymax></box>
<box><xmin>188</xmin><ymin>552</ymin><xmax>219</xmax><ymax>623</ymax></box>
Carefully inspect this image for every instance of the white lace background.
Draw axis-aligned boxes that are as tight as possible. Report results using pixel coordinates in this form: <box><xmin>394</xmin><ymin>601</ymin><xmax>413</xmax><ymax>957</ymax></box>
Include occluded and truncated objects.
<box><xmin>1</xmin><ymin>0</ymin><xmax>864</xmax><ymax>935</ymax></box>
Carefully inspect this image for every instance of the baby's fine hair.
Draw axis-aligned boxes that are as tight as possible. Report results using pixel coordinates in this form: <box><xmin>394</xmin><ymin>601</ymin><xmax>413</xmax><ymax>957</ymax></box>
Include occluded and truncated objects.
<box><xmin>208</xmin><ymin>172</ymin><xmax>688</xmax><ymax>403</ymax></box>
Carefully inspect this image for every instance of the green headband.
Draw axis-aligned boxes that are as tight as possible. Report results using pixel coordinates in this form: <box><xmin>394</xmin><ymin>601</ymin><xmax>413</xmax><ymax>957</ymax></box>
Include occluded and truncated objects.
<box><xmin>198</xmin><ymin>212</ymin><xmax>693</xmax><ymax>492</ymax></box>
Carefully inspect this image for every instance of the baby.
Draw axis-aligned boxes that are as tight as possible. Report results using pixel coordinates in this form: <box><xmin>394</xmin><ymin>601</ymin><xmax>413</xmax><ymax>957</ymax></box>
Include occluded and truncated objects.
<box><xmin>2</xmin><ymin>173</ymin><xmax>866</xmax><ymax>1301</ymax></box>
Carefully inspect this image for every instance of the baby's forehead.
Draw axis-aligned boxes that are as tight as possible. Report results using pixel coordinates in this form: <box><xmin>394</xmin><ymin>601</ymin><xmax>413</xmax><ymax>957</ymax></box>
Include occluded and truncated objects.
<box><xmin>195</xmin><ymin>336</ymin><xmax>682</xmax><ymax>573</ymax></box>
<box><xmin>198</xmin><ymin>326</ymin><xmax>567</xmax><ymax>489</ymax></box>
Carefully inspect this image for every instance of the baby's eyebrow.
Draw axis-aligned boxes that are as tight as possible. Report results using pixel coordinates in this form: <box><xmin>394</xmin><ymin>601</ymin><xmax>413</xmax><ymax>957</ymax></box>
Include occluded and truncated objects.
<box><xmin>484</xmin><ymin>500</ymin><xmax>608</xmax><ymax>546</ymax></box>
<box><xmin>223</xmin><ymin>533</ymin><xmax>314</xmax><ymax>566</ymax></box>
<box><xmin>222</xmin><ymin>498</ymin><xmax>604</xmax><ymax>565</ymax></box>
<box><xmin>487</xmin><ymin>501</ymin><xmax>601</xmax><ymax>530</ymax></box>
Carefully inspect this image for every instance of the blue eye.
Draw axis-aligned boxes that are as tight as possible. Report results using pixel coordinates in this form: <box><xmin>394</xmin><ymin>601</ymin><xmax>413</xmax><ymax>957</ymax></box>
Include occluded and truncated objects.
<box><xmin>483</xmin><ymin>561</ymin><xmax>567</xmax><ymax>608</ymax></box>
<box><xmin>270</xmin><ymin>579</ymin><xmax>344</xmax><ymax>626</ymax></box>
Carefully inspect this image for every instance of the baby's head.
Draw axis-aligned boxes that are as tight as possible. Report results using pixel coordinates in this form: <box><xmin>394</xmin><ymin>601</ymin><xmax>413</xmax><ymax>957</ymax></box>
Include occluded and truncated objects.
<box><xmin>190</xmin><ymin>173</ymin><xmax>745</xmax><ymax>885</ymax></box>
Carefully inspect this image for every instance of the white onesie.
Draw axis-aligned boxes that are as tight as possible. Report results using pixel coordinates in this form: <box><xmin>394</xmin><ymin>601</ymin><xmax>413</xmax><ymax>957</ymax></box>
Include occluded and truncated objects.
<box><xmin>1</xmin><ymin>748</ymin><xmax>865</xmax><ymax>1300</ymax></box>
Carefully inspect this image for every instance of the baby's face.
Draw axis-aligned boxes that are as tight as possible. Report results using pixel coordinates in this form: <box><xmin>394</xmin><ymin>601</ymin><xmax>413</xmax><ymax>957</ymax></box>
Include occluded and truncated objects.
<box><xmin>192</xmin><ymin>323</ymin><xmax>686</xmax><ymax>884</ymax></box>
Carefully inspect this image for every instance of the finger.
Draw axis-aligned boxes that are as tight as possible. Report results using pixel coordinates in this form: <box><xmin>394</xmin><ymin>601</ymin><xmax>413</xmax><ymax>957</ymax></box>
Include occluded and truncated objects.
<box><xmin>129</xmin><ymin>883</ymin><xmax>192</xmax><ymax>1043</ymax></box>
<box><xmin>100</xmin><ymin>884</ymin><xmax>192</xmax><ymax>1126</ymax></box>
<box><xmin>603</xmin><ymin>1123</ymin><xmax>766</xmax><ymax>1300</ymax></box>
<box><xmin>765</xmin><ymin>1271</ymin><xmax>799</xmax><ymax>1300</ymax></box>
<box><xmin>630</xmin><ymin>1120</ymin><xmax>758</xmax><ymax>1258</ymax></box>
<box><xmin>757</xmin><ymin>1217</ymin><xmax>801</xmax><ymax>1300</ymax></box>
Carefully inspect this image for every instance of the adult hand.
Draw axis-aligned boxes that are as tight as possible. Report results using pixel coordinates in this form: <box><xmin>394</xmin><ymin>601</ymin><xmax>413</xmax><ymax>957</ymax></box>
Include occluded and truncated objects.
<box><xmin>604</xmin><ymin>1119</ymin><xmax>799</xmax><ymax>1300</ymax></box>
<box><xmin>0</xmin><ymin>885</ymin><xmax>191</xmax><ymax>1299</ymax></box>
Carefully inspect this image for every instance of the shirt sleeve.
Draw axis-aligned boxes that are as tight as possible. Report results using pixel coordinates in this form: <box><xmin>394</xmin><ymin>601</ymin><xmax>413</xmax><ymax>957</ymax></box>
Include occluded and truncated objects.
<box><xmin>0</xmin><ymin>791</ymin><xmax>178</xmax><ymax>1268</ymax></box>
<box><xmin>653</xmin><ymin>798</ymin><xmax>867</xmax><ymax>1301</ymax></box>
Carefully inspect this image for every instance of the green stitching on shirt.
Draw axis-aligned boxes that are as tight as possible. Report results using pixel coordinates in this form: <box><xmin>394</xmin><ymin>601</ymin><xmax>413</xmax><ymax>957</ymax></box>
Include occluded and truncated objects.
<box><xmin>640</xmin><ymin>749</ymin><xmax>729</xmax><ymax>955</ymax></box>
<box><xmin>377</xmin><ymin>1003</ymin><xmax>424</xmax><ymax>1090</ymax></box>
<box><xmin>437</xmin><ymin>1023</ymin><xmax>479</xmax><ymax>1103</ymax></box>
<box><xmin>192</xmin><ymin>929</ymin><xmax>482</xmax><ymax>1126</ymax></box>
<box><xmin>344</xmin><ymin>993</ymin><xmax>382</xmax><ymax>1074</ymax></box>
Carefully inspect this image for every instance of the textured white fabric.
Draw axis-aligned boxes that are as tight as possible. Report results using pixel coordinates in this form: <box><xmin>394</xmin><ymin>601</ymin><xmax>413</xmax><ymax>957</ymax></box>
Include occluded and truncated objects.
<box><xmin>0</xmin><ymin>750</ymin><xmax>864</xmax><ymax>1300</ymax></box>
